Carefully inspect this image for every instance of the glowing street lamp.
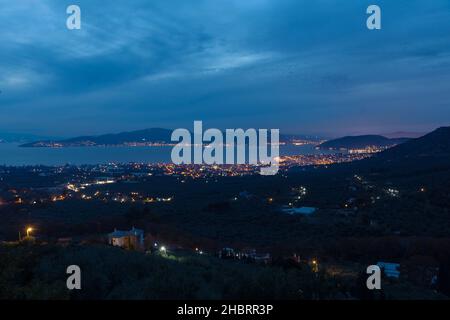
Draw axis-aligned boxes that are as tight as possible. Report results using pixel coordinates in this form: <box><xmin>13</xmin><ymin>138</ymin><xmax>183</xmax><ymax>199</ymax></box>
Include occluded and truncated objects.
<box><xmin>26</xmin><ymin>227</ymin><xmax>33</xmax><ymax>237</ymax></box>
<box><xmin>311</xmin><ymin>259</ymin><xmax>319</xmax><ymax>273</ymax></box>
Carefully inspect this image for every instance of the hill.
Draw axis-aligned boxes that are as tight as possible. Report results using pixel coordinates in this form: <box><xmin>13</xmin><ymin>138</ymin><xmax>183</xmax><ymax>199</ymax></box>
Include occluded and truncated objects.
<box><xmin>318</xmin><ymin>135</ymin><xmax>409</xmax><ymax>150</ymax></box>
<box><xmin>374</xmin><ymin>127</ymin><xmax>450</xmax><ymax>159</ymax></box>
<box><xmin>20</xmin><ymin>128</ymin><xmax>314</xmax><ymax>147</ymax></box>
<box><xmin>361</xmin><ymin>126</ymin><xmax>450</xmax><ymax>170</ymax></box>
<box><xmin>327</xmin><ymin>127</ymin><xmax>450</xmax><ymax>175</ymax></box>
<box><xmin>20</xmin><ymin>128</ymin><xmax>173</xmax><ymax>147</ymax></box>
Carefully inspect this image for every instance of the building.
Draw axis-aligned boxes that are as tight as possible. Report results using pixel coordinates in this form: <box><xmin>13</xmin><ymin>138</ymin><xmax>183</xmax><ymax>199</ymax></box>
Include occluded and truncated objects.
<box><xmin>108</xmin><ymin>227</ymin><xmax>144</xmax><ymax>251</ymax></box>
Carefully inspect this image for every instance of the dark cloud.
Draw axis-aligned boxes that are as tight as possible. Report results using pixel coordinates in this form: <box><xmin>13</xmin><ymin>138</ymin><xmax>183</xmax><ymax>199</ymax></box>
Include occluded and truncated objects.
<box><xmin>0</xmin><ymin>0</ymin><xmax>449</xmax><ymax>136</ymax></box>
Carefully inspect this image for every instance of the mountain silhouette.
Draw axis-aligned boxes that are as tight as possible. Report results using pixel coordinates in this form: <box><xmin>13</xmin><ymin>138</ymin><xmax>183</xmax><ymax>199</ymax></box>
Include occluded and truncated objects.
<box><xmin>319</xmin><ymin>135</ymin><xmax>409</xmax><ymax>150</ymax></box>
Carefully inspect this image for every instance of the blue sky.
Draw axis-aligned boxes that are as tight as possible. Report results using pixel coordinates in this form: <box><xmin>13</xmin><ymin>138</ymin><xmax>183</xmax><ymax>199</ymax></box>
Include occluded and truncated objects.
<box><xmin>0</xmin><ymin>0</ymin><xmax>449</xmax><ymax>137</ymax></box>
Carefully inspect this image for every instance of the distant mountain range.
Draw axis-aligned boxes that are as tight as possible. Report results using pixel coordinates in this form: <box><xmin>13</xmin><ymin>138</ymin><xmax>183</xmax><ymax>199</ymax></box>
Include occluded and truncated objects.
<box><xmin>20</xmin><ymin>127</ymin><xmax>446</xmax><ymax>151</ymax></box>
<box><xmin>20</xmin><ymin>128</ymin><xmax>174</xmax><ymax>147</ymax></box>
<box><xmin>318</xmin><ymin>135</ymin><xmax>410</xmax><ymax>150</ymax></box>
<box><xmin>20</xmin><ymin>128</ymin><xmax>315</xmax><ymax>147</ymax></box>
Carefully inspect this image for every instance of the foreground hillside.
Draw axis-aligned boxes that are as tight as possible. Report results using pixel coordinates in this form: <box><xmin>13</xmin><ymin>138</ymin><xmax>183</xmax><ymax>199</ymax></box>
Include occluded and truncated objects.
<box><xmin>0</xmin><ymin>243</ymin><xmax>335</xmax><ymax>300</ymax></box>
<box><xmin>0</xmin><ymin>243</ymin><xmax>446</xmax><ymax>300</ymax></box>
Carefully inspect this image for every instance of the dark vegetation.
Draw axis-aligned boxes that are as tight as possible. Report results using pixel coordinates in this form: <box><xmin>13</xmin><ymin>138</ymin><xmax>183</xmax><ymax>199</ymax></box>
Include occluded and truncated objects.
<box><xmin>0</xmin><ymin>243</ymin><xmax>339</xmax><ymax>300</ymax></box>
<box><xmin>1</xmin><ymin>243</ymin><xmax>446</xmax><ymax>300</ymax></box>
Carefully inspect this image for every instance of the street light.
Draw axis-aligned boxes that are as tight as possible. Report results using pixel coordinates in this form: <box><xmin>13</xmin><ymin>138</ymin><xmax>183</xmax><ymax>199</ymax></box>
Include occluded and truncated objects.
<box><xmin>311</xmin><ymin>259</ymin><xmax>319</xmax><ymax>273</ymax></box>
<box><xmin>26</xmin><ymin>227</ymin><xmax>33</xmax><ymax>237</ymax></box>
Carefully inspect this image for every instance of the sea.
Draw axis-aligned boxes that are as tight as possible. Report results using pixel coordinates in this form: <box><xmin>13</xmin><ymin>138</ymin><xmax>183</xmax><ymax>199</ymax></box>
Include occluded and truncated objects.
<box><xmin>0</xmin><ymin>143</ymin><xmax>341</xmax><ymax>166</ymax></box>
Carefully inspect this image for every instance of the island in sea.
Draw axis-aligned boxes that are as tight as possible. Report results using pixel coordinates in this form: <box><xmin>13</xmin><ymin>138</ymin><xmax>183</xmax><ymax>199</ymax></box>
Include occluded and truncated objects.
<box><xmin>317</xmin><ymin>135</ymin><xmax>411</xmax><ymax>153</ymax></box>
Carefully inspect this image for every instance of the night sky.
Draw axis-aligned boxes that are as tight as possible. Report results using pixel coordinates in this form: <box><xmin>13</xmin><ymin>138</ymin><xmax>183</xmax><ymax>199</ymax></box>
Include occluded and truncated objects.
<box><xmin>0</xmin><ymin>0</ymin><xmax>449</xmax><ymax>137</ymax></box>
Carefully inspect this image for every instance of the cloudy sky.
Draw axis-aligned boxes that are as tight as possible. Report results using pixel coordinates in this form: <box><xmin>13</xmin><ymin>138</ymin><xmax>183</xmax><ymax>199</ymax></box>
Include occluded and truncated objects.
<box><xmin>0</xmin><ymin>0</ymin><xmax>449</xmax><ymax>137</ymax></box>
